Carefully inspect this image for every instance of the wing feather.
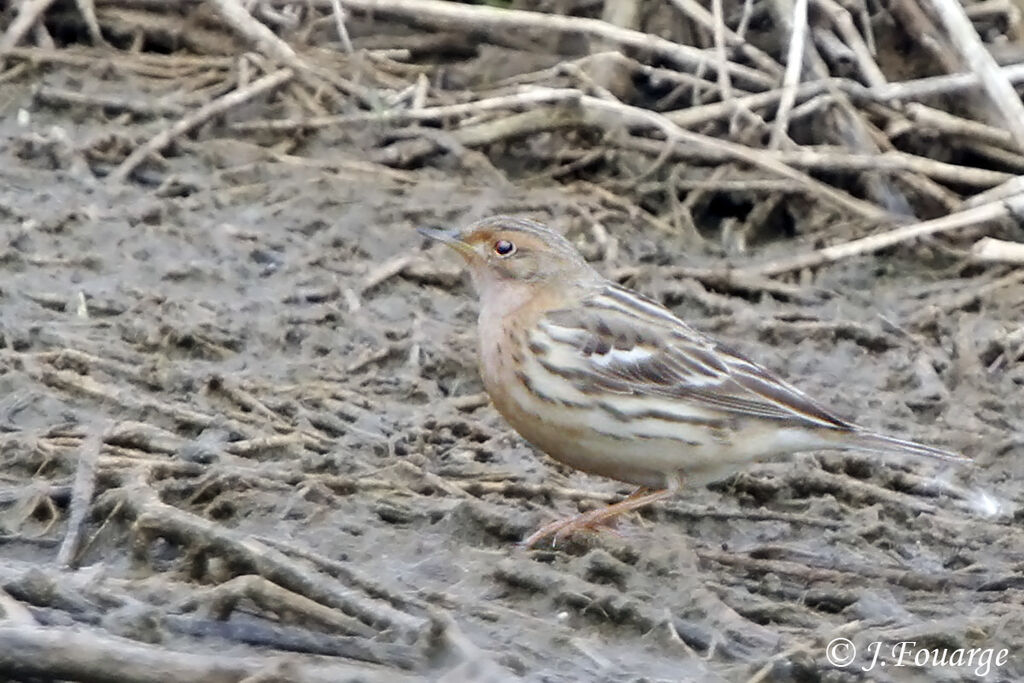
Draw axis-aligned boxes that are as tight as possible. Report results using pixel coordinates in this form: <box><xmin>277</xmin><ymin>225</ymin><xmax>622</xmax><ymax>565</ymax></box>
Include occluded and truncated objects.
<box><xmin>535</xmin><ymin>285</ymin><xmax>851</xmax><ymax>430</ymax></box>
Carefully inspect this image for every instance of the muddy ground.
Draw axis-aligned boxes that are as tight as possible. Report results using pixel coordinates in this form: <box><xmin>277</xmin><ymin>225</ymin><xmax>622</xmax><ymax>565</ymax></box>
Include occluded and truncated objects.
<box><xmin>2</xmin><ymin>5</ymin><xmax>1024</xmax><ymax>683</ymax></box>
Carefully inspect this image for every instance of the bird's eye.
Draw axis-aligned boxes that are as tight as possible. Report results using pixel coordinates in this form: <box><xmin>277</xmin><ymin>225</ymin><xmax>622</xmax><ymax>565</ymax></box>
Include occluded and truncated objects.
<box><xmin>493</xmin><ymin>239</ymin><xmax>515</xmax><ymax>256</ymax></box>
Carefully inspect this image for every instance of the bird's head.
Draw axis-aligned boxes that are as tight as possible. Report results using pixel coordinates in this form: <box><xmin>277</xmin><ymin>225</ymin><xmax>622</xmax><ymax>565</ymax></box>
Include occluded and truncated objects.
<box><xmin>419</xmin><ymin>216</ymin><xmax>597</xmax><ymax>304</ymax></box>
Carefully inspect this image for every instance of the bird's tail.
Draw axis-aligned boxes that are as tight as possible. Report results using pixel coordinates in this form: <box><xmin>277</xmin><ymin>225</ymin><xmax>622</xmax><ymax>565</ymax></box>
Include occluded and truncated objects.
<box><xmin>844</xmin><ymin>430</ymin><xmax>969</xmax><ymax>463</ymax></box>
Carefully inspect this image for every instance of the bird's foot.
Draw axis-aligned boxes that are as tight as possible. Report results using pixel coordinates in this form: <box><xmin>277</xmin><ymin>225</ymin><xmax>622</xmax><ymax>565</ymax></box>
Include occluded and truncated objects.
<box><xmin>519</xmin><ymin>488</ymin><xmax>672</xmax><ymax>549</ymax></box>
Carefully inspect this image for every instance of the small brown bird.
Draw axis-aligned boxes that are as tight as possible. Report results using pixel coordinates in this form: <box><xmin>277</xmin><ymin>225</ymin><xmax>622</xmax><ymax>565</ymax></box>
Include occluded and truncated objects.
<box><xmin>420</xmin><ymin>216</ymin><xmax>966</xmax><ymax>547</ymax></box>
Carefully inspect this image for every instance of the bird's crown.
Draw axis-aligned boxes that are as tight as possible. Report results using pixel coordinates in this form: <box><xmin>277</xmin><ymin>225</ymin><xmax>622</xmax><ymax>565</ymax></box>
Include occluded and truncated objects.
<box><xmin>419</xmin><ymin>215</ymin><xmax>594</xmax><ymax>285</ymax></box>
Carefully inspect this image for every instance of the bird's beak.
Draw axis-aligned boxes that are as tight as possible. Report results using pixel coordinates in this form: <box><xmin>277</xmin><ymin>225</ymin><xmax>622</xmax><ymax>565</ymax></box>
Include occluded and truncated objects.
<box><xmin>417</xmin><ymin>226</ymin><xmax>475</xmax><ymax>260</ymax></box>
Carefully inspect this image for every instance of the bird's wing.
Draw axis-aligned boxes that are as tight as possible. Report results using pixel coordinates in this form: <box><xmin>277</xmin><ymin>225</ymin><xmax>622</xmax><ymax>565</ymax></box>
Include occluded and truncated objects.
<box><xmin>531</xmin><ymin>284</ymin><xmax>852</xmax><ymax>430</ymax></box>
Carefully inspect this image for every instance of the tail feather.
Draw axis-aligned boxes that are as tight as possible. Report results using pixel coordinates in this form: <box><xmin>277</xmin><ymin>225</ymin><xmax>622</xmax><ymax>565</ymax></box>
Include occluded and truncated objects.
<box><xmin>845</xmin><ymin>430</ymin><xmax>969</xmax><ymax>464</ymax></box>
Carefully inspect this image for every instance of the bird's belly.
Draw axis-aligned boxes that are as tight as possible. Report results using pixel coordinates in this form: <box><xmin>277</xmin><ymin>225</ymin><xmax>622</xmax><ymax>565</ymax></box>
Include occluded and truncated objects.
<box><xmin>504</xmin><ymin>407</ymin><xmax>675</xmax><ymax>489</ymax></box>
<box><xmin>483</xmin><ymin>363</ymin><xmax>831</xmax><ymax>489</ymax></box>
<box><xmin>477</xmin><ymin>318</ymin><xmax>834</xmax><ymax>489</ymax></box>
<box><xmin>482</xmin><ymin>369</ymin><xmax>724</xmax><ymax>488</ymax></box>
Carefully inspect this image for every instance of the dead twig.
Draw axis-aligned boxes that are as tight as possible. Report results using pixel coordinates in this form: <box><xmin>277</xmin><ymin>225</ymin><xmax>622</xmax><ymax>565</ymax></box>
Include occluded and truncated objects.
<box><xmin>743</xmin><ymin>193</ymin><xmax>1024</xmax><ymax>276</ymax></box>
<box><xmin>0</xmin><ymin>0</ymin><xmax>56</xmax><ymax>50</ymax></box>
<box><xmin>710</xmin><ymin>0</ymin><xmax>734</xmax><ymax>104</ymax></box>
<box><xmin>108</xmin><ymin>67</ymin><xmax>293</xmax><ymax>184</ymax></box>
<box><xmin>35</xmin><ymin>85</ymin><xmax>185</xmax><ymax>117</ymax></box>
<box><xmin>769</xmin><ymin>148</ymin><xmax>1011</xmax><ymax>187</ymax></box>
<box><xmin>206</xmin><ymin>0</ymin><xmax>299</xmax><ymax>65</ymax></box>
<box><xmin>810</xmin><ymin>0</ymin><xmax>887</xmax><ymax>88</ymax></box>
<box><xmin>926</xmin><ymin>0</ymin><xmax>1024</xmax><ymax>152</ymax></box>
<box><xmin>562</xmin><ymin>90</ymin><xmax>892</xmax><ymax>221</ymax></box>
<box><xmin>333</xmin><ymin>0</ymin><xmax>777</xmax><ymax>91</ymax></box>
<box><xmin>74</xmin><ymin>0</ymin><xmax>108</xmax><ymax>47</ymax></box>
<box><xmin>55</xmin><ymin>425</ymin><xmax>104</xmax><ymax>568</ymax></box>
<box><xmin>666</xmin><ymin>0</ymin><xmax>784</xmax><ymax>76</ymax></box>
<box><xmin>965</xmin><ymin>175</ymin><xmax>1024</xmax><ymax>207</ymax></box>
<box><xmin>329</xmin><ymin>0</ymin><xmax>354</xmax><ymax>53</ymax></box>
<box><xmin>972</xmin><ymin>237</ymin><xmax>1024</xmax><ymax>264</ymax></box>
<box><xmin>232</xmin><ymin>87</ymin><xmax>582</xmax><ymax>131</ymax></box>
<box><xmin>770</xmin><ymin>0</ymin><xmax>810</xmax><ymax>148</ymax></box>
<box><xmin>0</xmin><ymin>623</ymin><xmax>411</xmax><ymax>682</ymax></box>
<box><xmin>100</xmin><ymin>480</ymin><xmax>430</xmax><ymax>640</ymax></box>
<box><xmin>667</xmin><ymin>63</ymin><xmax>1024</xmax><ymax>130</ymax></box>
<box><xmin>903</xmin><ymin>102</ymin><xmax>1017</xmax><ymax>149</ymax></box>
<box><xmin>191</xmin><ymin>575</ymin><xmax>378</xmax><ymax>638</ymax></box>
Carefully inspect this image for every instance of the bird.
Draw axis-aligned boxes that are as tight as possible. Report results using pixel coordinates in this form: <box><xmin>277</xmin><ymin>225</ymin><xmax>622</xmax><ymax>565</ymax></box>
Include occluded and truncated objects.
<box><xmin>418</xmin><ymin>215</ymin><xmax>967</xmax><ymax>548</ymax></box>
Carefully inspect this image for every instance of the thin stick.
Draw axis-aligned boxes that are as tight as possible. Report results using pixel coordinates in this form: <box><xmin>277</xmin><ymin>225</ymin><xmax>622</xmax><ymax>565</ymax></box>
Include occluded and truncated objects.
<box><xmin>562</xmin><ymin>90</ymin><xmax>892</xmax><ymax>221</ymax></box>
<box><xmin>0</xmin><ymin>0</ymin><xmax>56</xmax><ymax>50</ymax></box>
<box><xmin>207</xmin><ymin>0</ymin><xmax>298</xmax><ymax>64</ymax></box>
<box><xmin>0</xmin><ymin>62</ymin><xmax>28</xmax><ymax>84</ymax></box>
<box><xmin>903</xmin><ymin>102</ymin><xmax>1016</xmax><ymax>148</ymax></box>
<box><xmin>35</xmin><ymin>85</ymin><xmax>185</xmax><ymax>116</ymax></box>
<box><xmin>31</xmin><ymin>18</ymin><xmax>54</xmax><ymax>49</ymax></box>
<box><xmin>667</xmin><ymin>77</ymin><xmax>832</xmax><ymax>128</ymax></box>
<box><xmin>710</xmin><ymin>0</ymin><xmax>733</xmax><ymax>103</ymax></box>
<box><xmin>0</xmin><ymin>46</ymin><xmax>236</xmax><ymax>70</ymax></box>
<box><xmin>108</xmin><ymin>68</ymin><xmax>293</xmax><ymax>184</ymax></box>
<box><xmin>664</xmin><ymin>62</ymin><xmax>1024</xmax><ymax>130</ymax></box>
<box><xmin>666</xmin><ymin>0</ymin><xmax>784</xmax><ymax>76</ymax></box>
<box><xmin>624</xmin><ymin>134</ymin><xmax>1009</xmax><ymax>186</ymax></box>
<box><xmin>965</xmin><ymin>175</ymin><xmax>1024</xmax><ymax>207</ymax></box>
<box><xmin>770</xmin><ymin>148</ymin><xmax>1010</xmax><ymax>187</ymax></box>
<box><xmin>857</xmin><ymin>0</ymin><xmax>876</xmax><ymax>56</ymax></box>
<box><xmin>972</xmin><ymin>237</ymin><xmax>1024</xmax><ymax>264</ymax></box>
<box><xmin>813</xmin><ymin>26</ymin><xmax>857</xmax><ymax>68</ymax></box>
<box><xmin>329</xmin><ymin>0</ymin><xmax>354</xmax><ymax>53</ymax></box>
<box><xmin>332</xmin><ymin>0</ymin><xmax>777</xmax><ymax>90</ymax></box>
<box><xmin>743</xmin><ymin>193</ymin><xmax>1024</xmax><ymax>276</ymax></box>
<box><xmin>0</xmin><ymin>623</ymin><xmax>407</xmax><ymax>682</ymax></box>
<box><xmin>736</xmin><ymin>0</ymin><xmax>756</xmax><ymax>39</ymax></box>
<box><xmin>771</xmin><ymin>0</ymin><xmax>809</xmax><ymax>148</ymax></box>
<box><xmin>74</xmin><ymin>0</ymin><xmax>107</xmax><ymax>47</ymax></box>
<box><xmin>872</xmin><ymin>62</ymin><xmax>1024</xmax><ymax>101</ymax></box>
<box><xmin>811</xmin><ymin>0</ymin><xmax>887</xmax><ymax>88</ymax></box>
<box><xmin>55</xmin><ymin>426</ymin><xmax>103</xmax><ymax>567</ymax></box>
<box><xmin>232</xmin><ymin>87</ymin><xmax>583</xmax><ymax>131</ymax></box>
<box><xmin>926</xmin><ymin>0</ymin><xmax>1024</xmax><ymax>151</ymax></box>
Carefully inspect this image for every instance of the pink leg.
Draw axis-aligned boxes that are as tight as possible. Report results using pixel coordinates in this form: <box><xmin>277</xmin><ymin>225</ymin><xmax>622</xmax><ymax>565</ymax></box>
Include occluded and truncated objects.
<box><xmin>520</xmin><ymin>488</ymin><xmax>674</xmax><ymax>549</ymax></box>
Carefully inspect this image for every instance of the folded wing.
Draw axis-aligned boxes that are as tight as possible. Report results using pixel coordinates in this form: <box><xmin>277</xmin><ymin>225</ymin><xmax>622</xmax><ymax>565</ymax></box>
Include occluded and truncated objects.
<box><xmin>534</xmin><ymin>284</ymin><xmax>852</xmax><ymax>431</ymax></box>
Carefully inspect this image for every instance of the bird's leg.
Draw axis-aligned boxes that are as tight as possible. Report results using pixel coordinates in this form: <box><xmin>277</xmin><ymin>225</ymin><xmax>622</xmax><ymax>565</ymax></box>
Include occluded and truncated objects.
<box><xmin>520</xmin><ymin>487</ymin><xmax>674</xmax><ymax>549</ymax></box>
<box><xmin>622</xmin><ymin>485</ymin><xmax>653</xmax><ymax>501</ymax></box>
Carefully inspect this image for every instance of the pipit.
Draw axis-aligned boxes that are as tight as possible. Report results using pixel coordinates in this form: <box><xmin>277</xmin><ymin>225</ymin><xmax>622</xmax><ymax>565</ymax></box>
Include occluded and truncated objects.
<box><xmin>420</xmin><ymin>216</ymin><xmax>966</xmax><ymax>547</ymax></box>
